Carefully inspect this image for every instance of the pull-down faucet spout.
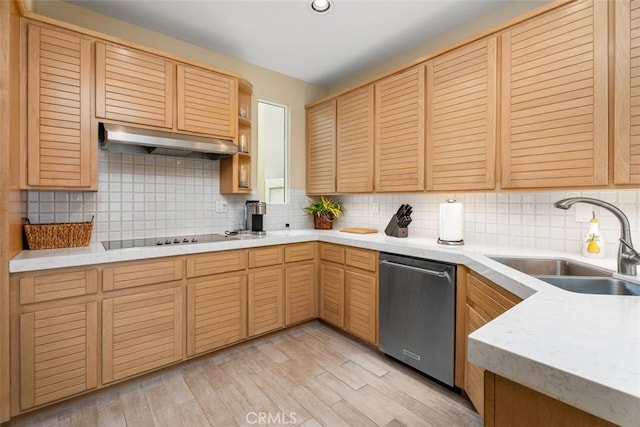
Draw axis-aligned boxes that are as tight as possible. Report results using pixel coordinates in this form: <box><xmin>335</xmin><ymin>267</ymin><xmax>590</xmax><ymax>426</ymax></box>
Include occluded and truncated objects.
<box><xmin>554</xmin><ymin>197</ymin><xmax>640</xmax><ymax>276</ymax></box>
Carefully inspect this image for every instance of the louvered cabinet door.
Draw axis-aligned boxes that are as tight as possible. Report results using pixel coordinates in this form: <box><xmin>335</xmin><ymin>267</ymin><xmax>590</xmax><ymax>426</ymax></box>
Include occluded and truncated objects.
<box><xmin>284</xmin><ymin>263</ymin><xmax>316</xmax><ymax>326</ymax></box>
<box><xmin>177</xmin><ymin>65</ymin><xmax>237</xmax><ymax>138</ymax></box>
<box><xmin>615</xmin><ymin>0</ymin><xmax>640</xmax><ymax>183</ymax></box>
<box><xmin>336</xmin><ymin>85</ymin><xmax>374</xmax><ymax>193</ymax></box>
<box><xmin>427</xmin><ymin>37</ymin><xmax>497</xmax><ymax>191</ymax></box>
<box><xmin>96</xmin><ymin>43</ymin><xmax>173</xmax><ymax>128</ymax></box>
<box><xmin>20</xmin><ymin>302</ymin><xmax>98</xmax><ymax>409</ymax></box>
<box><xmin>186</xmin><ymin>274</ymin><xmax>247</xmax><ymax>357</ymax></box>
<box><xmin>102</xmin><ymin>288</ymin><xmax>183</xmax><ymax>384</ymax></box>
<box><xmin>501</xmin><ymin>0</ymin><xmax>608</xmax><ymax>189</ymax></box>
<box><xmin>306</xmin><ymin>99</ymin><xmax>336</xmax><ymax>195</ymax></box>
<box><xmin>344</xmin><ymin>269</ymin><xmax>377</xmax><ymax>345</ymax></box>
<box><xmin>375</xmin><ymin>65</ymin><xmax>425</xmax><ymax>192</ymax></box>
<box><xmin>27</xmin><ymin>25</ymin><xmax>93</xmax><ymax>188</ymax></box>
<box><xmin>247</xmin><ymin>267</ymin><xmax>284</xmax><ymax>337</ymax></box>
<box><xmin>318</xmin><ymin>262</ymin><xmax>344</xmax><ymax>328</ymax></box>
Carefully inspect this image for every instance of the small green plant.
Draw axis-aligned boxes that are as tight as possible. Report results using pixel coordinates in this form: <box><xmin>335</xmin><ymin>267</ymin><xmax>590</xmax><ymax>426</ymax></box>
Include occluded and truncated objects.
<box><xmin>303</xmin><ymin>196</ymin><xmax>342</xmax><ymax>218</ymax></box>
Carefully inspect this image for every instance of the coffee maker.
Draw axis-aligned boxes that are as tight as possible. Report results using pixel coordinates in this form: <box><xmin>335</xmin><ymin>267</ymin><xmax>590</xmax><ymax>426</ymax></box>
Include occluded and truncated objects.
<box><xmin>244</xmin><ymin>200</ymin><xmax>267</xmax><ymax>235</ymax></box>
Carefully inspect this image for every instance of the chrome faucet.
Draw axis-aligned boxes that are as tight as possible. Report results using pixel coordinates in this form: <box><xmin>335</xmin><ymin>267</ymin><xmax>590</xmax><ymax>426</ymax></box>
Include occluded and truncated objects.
<box><xmin>553</xmin><ymin>197</ymin><xmax>640</xmax><ymax>276</ymax></box>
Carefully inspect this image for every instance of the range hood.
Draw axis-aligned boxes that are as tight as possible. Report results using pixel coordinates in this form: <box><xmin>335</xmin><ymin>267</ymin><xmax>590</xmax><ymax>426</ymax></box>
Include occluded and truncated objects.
<box><xmin>99</xmin><ymin>123</ymin><xmax>238</xmax><ymax>159</ymax></box>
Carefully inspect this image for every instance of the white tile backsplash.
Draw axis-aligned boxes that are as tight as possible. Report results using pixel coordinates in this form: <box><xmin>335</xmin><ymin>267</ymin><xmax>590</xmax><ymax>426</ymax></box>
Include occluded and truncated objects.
<box><xmin>24</xmin><ymin>151</ymin><xmax>640</xmax><ymax>259</ymax></box>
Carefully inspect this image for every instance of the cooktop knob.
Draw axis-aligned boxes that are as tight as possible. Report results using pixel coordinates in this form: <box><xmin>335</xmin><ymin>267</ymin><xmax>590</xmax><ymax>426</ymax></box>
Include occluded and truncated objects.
<box><xmin>156</xmin><ymin>241</ymin><xmax>163</xmax><ymax>245</ymax></box>
<box><xmin>165</xmin><ymin>240</ymin><xmax>171</xmax><ymax>245</ymax></box>
<box><xmin>173</xmin><ymin>238</ymin><xmax>180</xmax><ymax>243</ymax></box>
<box><xmin>182</xmin><ymin>238</ymin><xmax>189</xmax><ymax>243</ymax></box>
<box><xmin>191</xmin><ymin>237</ymin><xmax>198</xmax><ymax>242</ymax></box>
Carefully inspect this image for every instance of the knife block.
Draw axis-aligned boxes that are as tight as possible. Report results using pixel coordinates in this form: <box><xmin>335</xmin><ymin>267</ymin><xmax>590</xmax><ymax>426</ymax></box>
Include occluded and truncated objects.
<box><xmin>384</xmin><ymin>216</ymin><xmax>408</xmax><ymax>238</ymax></box>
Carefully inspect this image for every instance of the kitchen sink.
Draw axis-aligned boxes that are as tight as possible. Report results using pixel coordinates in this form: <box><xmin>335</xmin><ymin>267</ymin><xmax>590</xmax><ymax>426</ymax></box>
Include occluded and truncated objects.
<box><xmin>537</xmin><ymin>276</ymin><xmax>640</xmax><ymax>296</ymax></box>
<box><xmin>489</xmin><ymin>256</ymin><xmax>611</xmax><ymax>277</ymax></box>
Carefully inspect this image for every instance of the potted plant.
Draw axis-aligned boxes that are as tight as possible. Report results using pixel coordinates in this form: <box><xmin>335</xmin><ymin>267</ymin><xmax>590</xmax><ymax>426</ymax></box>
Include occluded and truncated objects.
<box><xmin>304</xmin><ymin>196</ymin><xmax>342</xmax><ymax>229</ymax></box>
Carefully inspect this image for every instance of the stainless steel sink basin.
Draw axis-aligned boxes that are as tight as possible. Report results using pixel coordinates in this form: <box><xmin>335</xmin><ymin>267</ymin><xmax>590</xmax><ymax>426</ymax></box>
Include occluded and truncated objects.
<box><xmin>489</xmin><ymin>256</ymin><xmax>611</xmax><ymax>277</ymax></box>
<box><xmin>537</xmin><ymin>276</ymin><xmax>640</xmax><ymax>296</ymax></box>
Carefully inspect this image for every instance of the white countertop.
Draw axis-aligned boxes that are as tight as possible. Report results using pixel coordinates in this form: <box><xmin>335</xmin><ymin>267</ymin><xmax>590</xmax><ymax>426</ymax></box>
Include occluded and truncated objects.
<box><xmin>9</xmin><ymin>230</ymin><xmax>640</xmax><ymax>426</ymax></box>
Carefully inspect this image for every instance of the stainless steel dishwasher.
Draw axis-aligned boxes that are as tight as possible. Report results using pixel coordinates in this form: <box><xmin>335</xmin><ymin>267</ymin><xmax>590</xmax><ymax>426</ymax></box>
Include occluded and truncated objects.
<box><xmin>379</xmin><ymin>252</ymin><xmax>456</xmax><ymax>386</ymax></box>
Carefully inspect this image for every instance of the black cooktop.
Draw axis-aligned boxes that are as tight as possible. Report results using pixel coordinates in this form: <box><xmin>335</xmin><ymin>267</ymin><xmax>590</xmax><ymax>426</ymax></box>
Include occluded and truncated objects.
<box><xmin>102</xmin><ymin>233</ymin><xmax>237</xmax><ymax>250</ymax></box>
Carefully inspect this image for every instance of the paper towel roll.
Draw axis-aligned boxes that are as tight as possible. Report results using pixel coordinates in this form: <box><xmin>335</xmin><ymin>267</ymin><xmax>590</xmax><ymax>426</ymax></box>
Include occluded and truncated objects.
<box><xmin>439</xmin><ymin>200</ymin><xmax>463</xmax><ymax>242</ymax></box>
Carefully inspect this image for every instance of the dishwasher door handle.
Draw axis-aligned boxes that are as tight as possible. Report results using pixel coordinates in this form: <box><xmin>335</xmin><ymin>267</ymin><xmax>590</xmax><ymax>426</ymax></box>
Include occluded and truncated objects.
<box><xmin>380</xmin><ymin>259</ymin><xmax>448</xmax><ymax>278</ymax></box>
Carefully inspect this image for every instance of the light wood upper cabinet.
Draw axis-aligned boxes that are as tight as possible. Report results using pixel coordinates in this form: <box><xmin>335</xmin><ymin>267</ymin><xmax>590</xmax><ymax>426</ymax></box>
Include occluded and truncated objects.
<box><xmin>176</xmin><ymin>64</ymin><xmax>237</xmax><ymax>138</ymax></box>
<box><xmin>336</xmin><ymin>85</ymin><xmax>374</xmax><ymax>193</ymax></box>
<box><xmin>375</xmin><ymin>65</ymin><xmax>425</xmax><ymax>192</ymax></box>
<box><xmin>426</xmin><ymin>36</ymin><xmax>497</xmax><ymax>191</ymax></box>
<box><xmin>615</xmin><ymin>0</ymin><xmax>640</xmax><ymax>184</ymax></box>
<box><xmin>96</xmin><ymin>42</ymin><xmax>174</xmax><ymax>129</ymax></box>
<box><xmin>27</xmin><ymin>24</ymin><xmax>94</xmax><ymax>188</ymax></box>
<box><xmin>306</xmin><ymin>99</ymin><xmax>336</xmax><ymax>195</ymax></box>
<box><xmin>501</xmin><ymin>0</ymin><xmax>608</xmax><ymax>189</ymax></box>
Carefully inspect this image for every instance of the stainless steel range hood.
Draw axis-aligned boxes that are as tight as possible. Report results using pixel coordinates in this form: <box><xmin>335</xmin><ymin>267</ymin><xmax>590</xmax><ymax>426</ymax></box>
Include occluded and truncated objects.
<box><xmin>99</xmin><ymin>123</ymin><xmax>238</xmax><ymax>159</ymax></box>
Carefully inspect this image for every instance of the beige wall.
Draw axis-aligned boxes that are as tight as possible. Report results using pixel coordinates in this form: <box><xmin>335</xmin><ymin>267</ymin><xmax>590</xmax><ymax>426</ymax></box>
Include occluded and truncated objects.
<box><xmin>328</xmin><ymin>0</ymin><xmax>552</xmax><ymax>94</ymax></box>
<box><xmin>33</xmin><ymin>0</ymin><xmax>328</xmax><ymax>190</ymax></box>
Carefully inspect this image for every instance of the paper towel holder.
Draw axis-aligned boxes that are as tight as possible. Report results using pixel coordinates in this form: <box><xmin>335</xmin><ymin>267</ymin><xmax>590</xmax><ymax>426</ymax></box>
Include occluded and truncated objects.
<box><xmin>437</xmin><ymin>198</ymin><xmax>464</xmax><ymax>246</ymax></box>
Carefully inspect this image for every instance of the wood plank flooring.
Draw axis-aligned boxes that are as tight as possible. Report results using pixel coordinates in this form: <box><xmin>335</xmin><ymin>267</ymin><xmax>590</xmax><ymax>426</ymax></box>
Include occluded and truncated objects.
<box><xmin>8</xmin><ymin>321</ymin><xmax>481</xmax><ymax>427</ymax></box>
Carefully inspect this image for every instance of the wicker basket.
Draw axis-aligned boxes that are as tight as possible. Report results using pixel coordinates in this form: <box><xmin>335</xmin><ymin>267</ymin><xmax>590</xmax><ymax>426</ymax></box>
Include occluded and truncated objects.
<box><xmin>24</xmin><ymin>217</ymin><xmax>93</xmax><ymax>250</ymax></box>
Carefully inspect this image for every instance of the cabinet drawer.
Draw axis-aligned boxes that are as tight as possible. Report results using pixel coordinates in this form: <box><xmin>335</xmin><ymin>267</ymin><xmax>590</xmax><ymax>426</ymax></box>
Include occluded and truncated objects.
<box><xmin>319</xmin><ymin>243</ymin><xmax>345</xmax><ymax>264</ymax></box>
<box><xmin>20</xmin><ymin>270</ymin><xmax>98</xmax><ymax>304</ymax></box>
<box><xmin>284</xmin><ymin>242</ymin><xmax>315</xmax><ymax>263</ymax></box>
<box><xmin>345</xmin><ymin>247</ymin><xmax>377</xmax><ymax>272</ymax></box>
<box><xmin>187</xmin><ymin>250</ymin><xmax>246</xmax><ymax>278</ymax></box>
<box><xmin>248</xmin><ymin>246</ymin><xmax>284</xmax><ymax>268</ymax></box>
<box><xmin>103</xmin><ymin>258</ymin><xmax>183</xmax><ymax>291</ymax></box>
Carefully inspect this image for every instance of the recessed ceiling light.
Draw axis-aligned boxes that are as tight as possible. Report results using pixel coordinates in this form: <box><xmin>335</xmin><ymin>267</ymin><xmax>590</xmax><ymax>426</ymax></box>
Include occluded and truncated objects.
<box><xmin>311</xmin><ymin>0</ymin><xmax>331</xmax><ymax>13</ymax></box>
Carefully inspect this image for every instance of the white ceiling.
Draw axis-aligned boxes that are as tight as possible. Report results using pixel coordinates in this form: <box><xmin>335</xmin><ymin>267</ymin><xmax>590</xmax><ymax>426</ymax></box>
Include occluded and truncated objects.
<box><xmin>64</xmin><ymin>0</ymin><xmax>512</xmax><ymax>87</ymax></box>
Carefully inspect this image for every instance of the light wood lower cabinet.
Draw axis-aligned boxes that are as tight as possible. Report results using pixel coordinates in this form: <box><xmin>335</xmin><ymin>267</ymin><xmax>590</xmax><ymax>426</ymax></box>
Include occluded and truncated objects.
<box><xmin>19</xmin><ymin>302</ymin><xmax>98</xmax><ymax>410</ymax></box>
<box><xmin>247</xmin><ymin>267</ymin><xmax>284</xmax><ymax>337</ymax></box>
<box><xmin>285</xmin><ymin>263</ymin><xmax>316</xmax><ymax>326</ymax></box>
<box><xmin>319</xmin><ymin>262</ymin><xmax>345</xmax><ymax>328</ymax></box>
<box><xmin>461</xmin><ymin>270</ymin><xmax>521</xmax><ymax>419</ymax></box>
<box><xmin>186</xmin><ymin>273</ymin><xmax>247</xmax><ymax>357</ymax></box>
<box><xmin>318</xmin><ymin>243</ymin><xmax>378</xmax><ymax>344</ymax></box>
<box><xmin>102</xmin><ymin>287</ymin><xmax>183</xmax><ymax>384</ymax></box>
<box><xmin>484</xmin><ymin>372</ymin><xmax>615</xmax><ymax>426</ymax></box>
<box><xmin>344</xmin><ymin>269</ymin><xmax>377</xmax><ymax>344</ymax></box>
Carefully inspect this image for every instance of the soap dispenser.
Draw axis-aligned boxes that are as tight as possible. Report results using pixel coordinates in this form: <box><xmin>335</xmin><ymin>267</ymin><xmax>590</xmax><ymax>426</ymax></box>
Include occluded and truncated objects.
<box><xmin>583</xmin><ymin>211</ymin><xmax>605</xmax><ymax>259</ymax></box>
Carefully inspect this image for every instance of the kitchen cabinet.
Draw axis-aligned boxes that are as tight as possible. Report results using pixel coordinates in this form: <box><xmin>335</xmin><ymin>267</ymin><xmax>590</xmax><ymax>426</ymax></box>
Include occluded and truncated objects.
<box><xmin>12</xmin><ymin>267</ymin><xmax>99</xmax><ymax>412</ymax></box>
<box><xmin>284</xmin><ymin>243</ymin><xmax>317</xmax><ymax>326</ymax></box>
<box><xmin>336</xmin><ymin>85</ymin><xmax>374</xmax><ymax>193</ymax></box>
<box><xmin>102</xmin><ymin>287</ymin><xmax>183</xmax><ymax>384</ymax></box>
<box><xmin>614</xmin><ymin>0</ymin><xmax>640</xmax><ymax>184</ymax></box>
<box><xmin>101</xmin><ymin>257</ymin><xmax>184</xmax><ymax>384</ymax></box>
<box><xmin>318</xmin><ymin>243</ymin><xmax>378</xmax><ymax>344</ymax></box>
<box><xmin>26</xmin><ymin>24</ymin><xmax>95</xmax><ymax>189</ymax></box>
<box><xmin>186</xmin><ymin>273</ymin><xmax>247</xmax><ymax>357</ymax></box>
<box><xmin>306</xmin><ymin>99</ymin><xmax>336</xmax><ymax>195</ymax></box>
<box><xmin>484</xmin><ymin>372</ymin><xmax>615</xmax><ymax>426</ymax></box>
<box><xmin>185</xmin><ymin>250</ymin><xmax>247</xmax><ymax>356</ymax></box>
<box><xmin>220</xmin><ymin>79</ymin><xmax>252</xmax><ymax>194</ymax></box>
<box><xmin>500</xmin><ymin>0</ymin><xmax>608</xmax><ymax>189</ymax></box>
<box><xmin>375</xmin><ymin>65</ymin><xmax>425</xmax><ymax>192</ymax></box>
<box><xmin>96</xmin><ymin>42</ymin><xmax>174</xmax><ymax>129</ymax></box>
<box><xmin>176</xmin><ymin>64</ymin><xmax>237</xmax><ymax>137</ymax></box>
<box><xmin>247</xmin><ymin>247</ymin><xmax>284</xmax><ymax>337</ymax></box>
<box><xmin>462</xmin><ymin>270</ymin><xmax>521</xmax><ymax>418</ymax></box>
<box><xmin>426</xmin><ymin>36</ymin><xmax>497</xmax><ymax>191</ymax></box>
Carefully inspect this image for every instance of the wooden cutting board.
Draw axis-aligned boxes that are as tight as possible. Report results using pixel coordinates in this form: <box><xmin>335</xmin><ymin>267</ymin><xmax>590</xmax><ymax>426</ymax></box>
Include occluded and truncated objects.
<box><xmin>340</xmin><ymin>227</ymin><xmax>378</xmax><ymax>234</ymax></box>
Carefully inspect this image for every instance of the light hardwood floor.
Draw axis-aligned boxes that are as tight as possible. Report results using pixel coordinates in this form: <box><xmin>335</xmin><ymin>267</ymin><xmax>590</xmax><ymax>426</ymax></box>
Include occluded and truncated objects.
<box><xmin>8</xmin><ymin>321</ymin><xmax>481</xmax><ymax>427</ymax></box>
